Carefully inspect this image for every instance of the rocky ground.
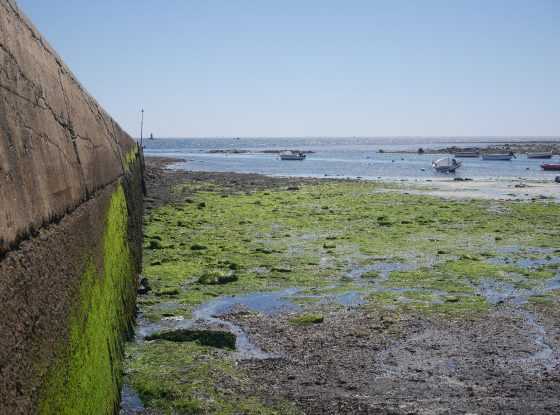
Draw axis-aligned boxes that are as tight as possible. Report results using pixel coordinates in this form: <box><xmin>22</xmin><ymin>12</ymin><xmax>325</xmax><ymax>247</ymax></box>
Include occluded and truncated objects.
<box><xmin>235</xmin><ymin>304</ymin><xmax>560</xmax><ymax>414</ymax></box>
<box><xmin>122</xmin><ymin>157</ymin><xmax>560</xmax><ymax>415</ymax></box>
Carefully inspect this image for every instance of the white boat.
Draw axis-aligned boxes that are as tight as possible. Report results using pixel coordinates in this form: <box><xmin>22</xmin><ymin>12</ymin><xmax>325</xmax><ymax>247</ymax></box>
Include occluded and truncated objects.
<box><xmin>527</xmin><ymin>151</ymin><xmax>553</xmax><ymax>159</ymax></box>
<box><xmin>280</xmin><ymin>151</ymin><xmax>306</xmax><ymax>161</ymax></box>
<box><xmin>454</xmin><ymin>151</ymin><xmax>480</xmax><ymax>158</ymax></box>
<box><xmin>482</xmin><ymin>153</ymin><xmax>515</xmax><ymax>161</ymax></box>
<box><xmin>432</xmin><ymin>157</ymin><xmax>462</xmax><ymax>173</ymax></box>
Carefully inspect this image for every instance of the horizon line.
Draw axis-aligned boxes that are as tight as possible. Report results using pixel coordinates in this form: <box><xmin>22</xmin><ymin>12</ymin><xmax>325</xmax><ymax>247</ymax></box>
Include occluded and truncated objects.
<box><xmin>134</xmin><ymin>135</ymin><xmax>560</xmax><ymax>140</ymax></box>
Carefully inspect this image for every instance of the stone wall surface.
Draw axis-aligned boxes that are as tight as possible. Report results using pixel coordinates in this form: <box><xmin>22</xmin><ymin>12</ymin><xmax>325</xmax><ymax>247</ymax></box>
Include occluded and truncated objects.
<box><xmin>0</xmin><ymin>0</ymin><xmax>136</xmax><ymax>254</ymax></box>
<box><xmin>0</xmin><ymin>1</ymin><xmax>144</xmax><ymax>414</ymax></box>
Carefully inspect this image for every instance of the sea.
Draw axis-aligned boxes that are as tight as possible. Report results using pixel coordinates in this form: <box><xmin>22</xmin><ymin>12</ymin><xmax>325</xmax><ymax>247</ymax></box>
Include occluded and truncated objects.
<box><xmin>143</xmin><ymin>137</ymin><xmax>560</xmax><ymax>181</ymax></box>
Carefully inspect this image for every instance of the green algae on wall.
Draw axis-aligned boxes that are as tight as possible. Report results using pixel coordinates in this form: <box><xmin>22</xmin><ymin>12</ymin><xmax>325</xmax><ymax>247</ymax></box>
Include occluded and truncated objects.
<box><xmin>123</xmin><ymin>145</ymin><xmax>141</xmax><ymax>173</ymax></box>
<box><xmin>39</xmin><ymin>184</ymin><xmax>137</xmax><ymax>415</ymax></box>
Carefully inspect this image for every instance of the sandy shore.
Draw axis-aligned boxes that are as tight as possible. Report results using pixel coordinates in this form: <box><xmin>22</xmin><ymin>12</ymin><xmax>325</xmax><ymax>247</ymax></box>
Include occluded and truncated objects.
<box><xmin>383</xmin><ymin>177</ymin><xmax>560</xmax><ymax>202</ymax></box>
<box><xmin>150</xmin><ymin>155</ymin><xmax>560</xmax><ymax>202</ymax></box>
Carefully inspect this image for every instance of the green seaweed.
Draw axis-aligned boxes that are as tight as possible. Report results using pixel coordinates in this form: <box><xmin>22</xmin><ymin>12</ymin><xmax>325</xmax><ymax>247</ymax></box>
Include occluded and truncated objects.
<box><xmin>39</xmin><ymin>184</ymin><xmax>136</xmax><ymax>415</ymax></box>
<box><xmin>145</xmin><ymin>329</ymin><xmax>236</xmax><ymax>349</ymax></box>
<box><xmin>289</xmin><ymin>313</ymin><xmax>325</xmax><ymax>326</ymax></box>
<box><xmin>126</xmin><ymin>341</ymin><xmax>300</xmax><ymax>414</ymax></box>
<box><xmin>129</xmin><ymin>178</ymin><xmax>560</xmax><ymax>412</ymax></box>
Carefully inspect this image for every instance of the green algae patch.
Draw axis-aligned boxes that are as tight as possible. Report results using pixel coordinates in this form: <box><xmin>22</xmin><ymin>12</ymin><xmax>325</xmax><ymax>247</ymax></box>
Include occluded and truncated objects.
<box><xmin>198</xmin><ymin>269</ymin><xmax>238</xmax><ymax>285</ymax></box>
<box><xmin>290</xmin><ymin>313</ymin><xmax>324</xmax><ymax>326</ymax></box>
<box><xmin>146</xmin><ymin>329</ymin><xmax>236</xmax><ymax>349</ymax></box>
<box><xmin>39</xmin><ymin>184</ymin><xmax>136</xmax><ymax>415</ymax></box>
<box><xmin>139</xmin><ymin>182</ymin><xmax>560</xmax><ymax>321</ymax></box>
<box><xmin>123</xmin><ymin>144</ymin><xmax>140</xmax><ymax>173</ymax></box>
<box><xmin>385</xmin><ymin>268</ymin><xmax>474</xmax><ymax>293</ymax></box>
<box><xmin>130</xmin><ymin>178</ymin><xmax>560</xmax><ymax>412</ymax></box>
<box><xmin>361</xmin><ymin>270</ymin><xmax>380</xmax><ymax>279</ymax></box>
<box><xmin>126</xmin><ymin>341</ymin><xmax>300</xmax><ymax>414</ymax></box>
<box><xmin>366</xmin><ymin>290</ymin><xmax>488</xmax><ymax>317</ymax></box>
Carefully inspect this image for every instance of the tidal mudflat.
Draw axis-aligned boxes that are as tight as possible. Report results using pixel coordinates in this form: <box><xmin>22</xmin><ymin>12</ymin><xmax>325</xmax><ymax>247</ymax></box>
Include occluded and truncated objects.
<box><xmin>122</xmin><ymin>158</ymin><xmax>560</xmax><ymax>415</ymax></box>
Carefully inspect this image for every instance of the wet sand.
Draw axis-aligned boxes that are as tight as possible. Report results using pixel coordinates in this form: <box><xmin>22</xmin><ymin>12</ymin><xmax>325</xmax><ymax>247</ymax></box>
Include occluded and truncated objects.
<box><xmin>382</xmin><ymin>177</ymin><xmax>560</xmax><ymax>202</ymax></box>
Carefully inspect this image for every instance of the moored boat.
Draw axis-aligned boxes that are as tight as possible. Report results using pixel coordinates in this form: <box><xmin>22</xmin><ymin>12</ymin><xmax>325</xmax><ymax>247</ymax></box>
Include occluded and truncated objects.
<box><xmin>454</xmin><ymin>151</ymin><xmax>480</xmax><ymax>158</ymax></box>
<box><xmin>527</xmin><ymin>152</ymin><xmax>553</xmax><ymax>159</ymax></box>
<box><xmin>541</xmin><ymin>163</ymin><xmax>560</xmax><ymax>171</ymax></box>
<box><xmin>482</xmin><ymin>153</ymin><xmax>515</xmax><ymax>161</ymax></box>
<box><xmin>432</xmin><ymin>157</ymin><xmax>462</xmax><ymax>173</ymax></box>
<box><xmin>280</xmin><ymin>151</ymin><xmax>306</xmax><ymax>161</ymax></box>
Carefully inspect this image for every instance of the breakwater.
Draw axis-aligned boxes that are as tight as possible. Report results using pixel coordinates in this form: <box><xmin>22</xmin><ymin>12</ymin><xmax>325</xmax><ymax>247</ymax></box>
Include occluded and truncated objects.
<box><xmin>0</xmin><ymin>1</ymin><xmax>144</xmax><ymax>414</ymax></box>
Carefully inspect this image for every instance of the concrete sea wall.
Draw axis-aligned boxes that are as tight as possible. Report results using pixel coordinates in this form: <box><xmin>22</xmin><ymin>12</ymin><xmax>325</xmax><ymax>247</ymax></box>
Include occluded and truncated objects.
<box><xmin>0</xmin><ymin>1</ymin><xmax>144</xmax><ymax>413</ymax></box>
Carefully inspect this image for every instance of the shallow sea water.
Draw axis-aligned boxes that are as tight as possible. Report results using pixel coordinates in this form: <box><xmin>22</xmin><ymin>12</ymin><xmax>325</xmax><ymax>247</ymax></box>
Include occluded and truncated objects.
<box><xmin>144</xmin><ymin>137</ymin><xmax>560</xmax><ymax>180</ymax></box>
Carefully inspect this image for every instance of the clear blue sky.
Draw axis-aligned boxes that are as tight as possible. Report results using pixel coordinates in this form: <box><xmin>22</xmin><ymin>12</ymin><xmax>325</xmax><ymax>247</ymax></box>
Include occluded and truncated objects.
<box><xmin>18</xmin><ymin>0</ymin><xmax>560</xmax><ymax>138</ymax></box>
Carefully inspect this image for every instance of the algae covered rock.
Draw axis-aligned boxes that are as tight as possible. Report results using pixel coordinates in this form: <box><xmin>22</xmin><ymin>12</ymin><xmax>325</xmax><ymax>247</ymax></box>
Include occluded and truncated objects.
<box><xmin>289</xmin><ymin>313</ymin><xmax>324</xmax><ymax>326</ymax></box>
<box><xmin>361</xmin><ymin>271</ymin><xmax>380</xmax><ymax>279</ymax></box>
<box><xmin>148</xmin><ymin>239</ymin><xmax>163</xmax><ymax>249</ymax></box>
<box><xmin>154</xmin><ymin>288</ymin><xmax>180</xmax><ymax>297</ymax></box>
<box><xmin>272</xmin><ymin>266</ymin><xmax>292</xmax><ymax>273</ymax></box>
<box><xmin>145</xmin><ymin>329</ymin><xmax>236</xmax><ymax>349</ymax></box>
<box><xmin>198</xmin><ymin>270</ymin><xmax>238</xmax><ymax>285</ymax></box>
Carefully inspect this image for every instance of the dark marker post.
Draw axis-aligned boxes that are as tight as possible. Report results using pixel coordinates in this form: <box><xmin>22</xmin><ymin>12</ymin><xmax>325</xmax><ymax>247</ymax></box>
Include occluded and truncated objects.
<box><xmin>140</xmin><ymin>108</ymin><xmax>144</xmax><ymax>148</ymax></box>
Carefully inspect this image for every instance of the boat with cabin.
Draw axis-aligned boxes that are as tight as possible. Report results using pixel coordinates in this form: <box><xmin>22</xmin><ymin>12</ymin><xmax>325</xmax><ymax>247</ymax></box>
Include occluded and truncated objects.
<box><xmin>432</xmin><ymin>157</ymin><xmax>462</xmax><ymax>173</ymax></box>
<box><xmin>280</xmin><ymin>151</ymin><xmax>306</xmax><ymax>161</ymax></box>
<box><xmin>482</xmin><ymin>153</ymin><xmax>516</xmax><ymax>161</ymax></box>
<box><xmin>527</xmin><ymin>151</ymin><xmax>553</xmax><ymax>159</ymax></box>
<box><xmin>454</xmin><ymin>151</ymin><xmax>480</xmax><ymax>158</ymax></box>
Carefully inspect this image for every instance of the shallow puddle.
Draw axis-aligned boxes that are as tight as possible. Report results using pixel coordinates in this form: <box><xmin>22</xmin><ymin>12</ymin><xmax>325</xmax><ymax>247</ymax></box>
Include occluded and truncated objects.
<box><xmin>119</xmin><ymin>384</ymin><xmax>144</xmax><ymax>414</ymax></box>
<box><xmin>477</xmin><ymin>274</ymin><xmax>560</xmax><ymax>306</ymax></box>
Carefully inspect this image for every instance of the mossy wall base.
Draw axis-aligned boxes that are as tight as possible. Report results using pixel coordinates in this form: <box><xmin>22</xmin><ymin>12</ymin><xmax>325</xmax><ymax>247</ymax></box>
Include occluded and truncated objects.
<box><xmin>0</xmin><ymin>167</ymin><xmax>143</xmax><ymax>414</ymax></box>
<box><xmin>38</xmin><ymin>184</ymin><xmax>137</xmax><ymax>415</ymax></box>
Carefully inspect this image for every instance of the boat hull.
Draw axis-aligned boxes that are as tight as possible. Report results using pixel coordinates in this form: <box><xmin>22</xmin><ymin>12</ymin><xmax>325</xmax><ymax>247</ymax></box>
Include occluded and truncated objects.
<box><xmin>541</xmin><ymin>164</ymin><xmax>560</xmax><ymax>171</ymax></box>
<box><xmin>433</xmin><ymin>166</ymin><xmax>459</xmax><ymax>173</ymax></box>
<box><xmin>527</xmin><ymin>153</ymin><xmax>553</xmax><ymax>159</ymax></box>
<box><xmin>280</xmin><ymin>155</ymin><xmax>306</xmax><ymax>161</ymax></box>
<box><xmin>482</xmin><ymin>154</ymin><xmax>513</xmax><ymax>161</ymax></box>
<box><xmin>432</xmin><ymin>158</ymin><xmax>462</xmax><ymax>173</ymax></box>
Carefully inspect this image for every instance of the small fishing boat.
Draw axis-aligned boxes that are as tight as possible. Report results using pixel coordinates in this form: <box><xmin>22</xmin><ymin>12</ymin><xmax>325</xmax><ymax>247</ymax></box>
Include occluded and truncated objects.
<box><xmin>527</xmin><ymin>151</ymin><xmax>553</xmax><ymax>159</ymax></box>
<box><xmin>432</xmin><ymin>157</ymin><xmax>462</xmax><ymax>173</ymax></box>
<box><xmin>280</xmin><ymin>151</ymin><xmax>306</xmax><ymax>161</ymax></box>
<box><xmin>482</xmin><ymin>153</ymin><xmax>515</xmax><ymax>161</ymax></box>
<box><xmin>454</xmin><ymin>151</ymin><xmax>480</xmax><ymax>158</ymax></box>
<box><xmin>541</xmin><ymin>163</ymin><xmax>560</xmax><ymax>171</ymax></box>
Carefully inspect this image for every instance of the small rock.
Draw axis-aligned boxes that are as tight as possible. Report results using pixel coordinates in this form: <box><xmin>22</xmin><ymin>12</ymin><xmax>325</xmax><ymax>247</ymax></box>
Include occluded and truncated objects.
<box><xmin>147</xmin><ymin>240</ymin><xmax>163</xmax><ymax>250</ymax></box>
<box><xmin>272</xmin><ymin>266</ymin><xmax>292</xmax><ymax>273</ymax></box>
<box><xmin>198</xmin><ymin>270</ymin><xmax>238</xmax><ymax>285</ymax></box>
<box><xmin>145</xmin><ymin>329</ymin><xmax>236</xmax><ymax>349</ymax></box>
<box><xmin>255</xmin><ymin>247</ymin><xmax>273</xmax><ymax>254</ymax></box>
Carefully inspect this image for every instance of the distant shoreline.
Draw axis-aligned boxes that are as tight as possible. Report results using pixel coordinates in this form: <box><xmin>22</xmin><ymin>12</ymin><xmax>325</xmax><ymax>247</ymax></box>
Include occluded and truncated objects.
<box><xmin>193</xmin><ymin>141</ymin><xmax>560</xmax><ymax>156</ymax></box>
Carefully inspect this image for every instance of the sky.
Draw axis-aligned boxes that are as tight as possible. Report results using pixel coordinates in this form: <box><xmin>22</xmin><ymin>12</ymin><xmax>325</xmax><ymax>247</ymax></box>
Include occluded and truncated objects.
<box><xmin>18</xmin><ymin>0</ymin><xmax>560</xmax><ymax>138</ymax></box>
